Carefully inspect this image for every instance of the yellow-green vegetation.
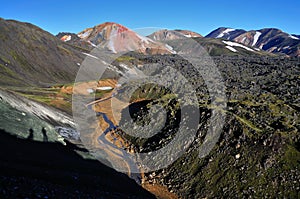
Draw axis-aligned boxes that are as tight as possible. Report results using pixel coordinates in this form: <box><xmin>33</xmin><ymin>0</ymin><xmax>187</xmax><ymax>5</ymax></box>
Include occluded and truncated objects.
<box><xmin>115</xmin><ymin>55</ymin><xmax>135</xmax><ymax>62</ymax></box>
<box><xmin>21</xmin><ymin>93</ymin><xmax>53</xmax><ymax>104</ymax></box>
<box><xmin>14</xmin><ymin>86</ymin><xmax>73</xmax><ymax>114</ymax></box>
<box><xmin>94</xmin><ymin>89</ymin><xmax>111</xmax><ymax>99</ymax></box>
<box><xmin>232</xmin><ymin>113</ymin><xmax>263</xmax><ymax>133</ymax></box>
<box><xmin>281</xmin><ymin>144</ymin><xmax>300</xmax><ymax>169</ymax></box>
<box><xmin>66</xmin><ymin>43</ymin><xmax>90</xmax><ymax>53</ymax></box>
<box><xmin>57</xmin><ymin>45</ymin><xmax>72</xmax><ymax>55</ymax></box>
<box><xmin>0</xmin><ymin>56</ymin><xmax>11</xmax><ymax>64</ymax></box>
<box><xmin>9</xmin><ymin>50</ymin><xmax>31</xmax><ymax>67</ymax></box>
<box><xmin>0</xmin><ymin>63</ymin><xmax>16</xmax><ymax>77</ymax></box>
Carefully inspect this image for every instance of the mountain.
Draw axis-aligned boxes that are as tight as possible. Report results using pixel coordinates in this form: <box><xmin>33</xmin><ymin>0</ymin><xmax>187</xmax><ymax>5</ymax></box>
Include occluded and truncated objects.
<box><xmin>206</xmin><ymin>27</ymin><xmax>300</xmax><ymax>57</ymax></box>
<box><xmin>292</xmin><ymin>34</ymin><xmax>300</xmax><ymax>40</ymax></box>
<box><xmin>148</xmin><ymin>33</ymin><xmax>272</xmax><ymax>57</ymax></box>
<box><xmin>0</xmin><ymin>18</ymin><xmax>86</xmax><ymax>87</ymax></box>
<box><xmin>148</xmin><ymin>28</ymin><xmax>275</xmax><ymax>57</ymax></box>
<box><xmin>0</xmin><ymin>18</ymin><xmax>300</xmax><ymax>198</ymax></box>
<box><xmin>148</xmin><ymin>29</ymin><xmax>202</xmax><ymax>41</ymax></box>
<box><xmin>174</xmin><ymin>29</ymin><xmax>202</xmax><ymax>38</ymax></box>
<box><xmin>59</xmin><ymin>22</ymin><xmax>175</xmax><ymax>55</ymax></box>
<box><xmin>56</xmin><ymin>32</ymin><xmax>94</xmax><ymax>51</ymax></box>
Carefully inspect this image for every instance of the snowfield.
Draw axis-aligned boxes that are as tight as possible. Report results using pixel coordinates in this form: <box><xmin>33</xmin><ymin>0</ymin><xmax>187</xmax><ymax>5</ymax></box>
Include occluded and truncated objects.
<box><xmin>226</xmin><ymin>46</ymin><xmax>238</xmax><ymax>52</ymax></box>
<box><xmin>289</xmin><ymin>35</ymin><xmax>299</xmax><ymax>40</ymax></box>
<box><xmin>217</xmin><ymin>28</ymin><xmax>236</xmax><ymax>38</ymax></box>
<box><xmin>252</xmin><ymin>31</ymin><xmax>262</xmax><ymax>46</ymax></box>
<box><xmin>222</xmin><ymin>40</ymin><xmax>254</xmax><ymax>52</ymax></box>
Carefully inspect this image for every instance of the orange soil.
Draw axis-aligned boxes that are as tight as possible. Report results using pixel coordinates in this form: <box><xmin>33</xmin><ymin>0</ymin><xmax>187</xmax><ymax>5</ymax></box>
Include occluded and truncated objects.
<box><xmin>142</xmin><ymin>183</ymin><xmax>178</xmax><ymax>199</ymax></box>
<box><xmin>53</xmin><ymin>79</ymin><xmax>179</xmax><ymax>199</ymax></box>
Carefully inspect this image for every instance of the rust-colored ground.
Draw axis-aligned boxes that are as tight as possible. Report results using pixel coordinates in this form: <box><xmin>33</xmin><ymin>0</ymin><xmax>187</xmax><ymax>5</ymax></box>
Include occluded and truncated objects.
<box><xmin>142</xmin><ymin>183</ymin><xmax>178</xmax><ymax>199</ymax></box>
<box><xmin>43</xmin><ymin>79</ymin><xmax>179</xmax><ymax>199</ymax></box>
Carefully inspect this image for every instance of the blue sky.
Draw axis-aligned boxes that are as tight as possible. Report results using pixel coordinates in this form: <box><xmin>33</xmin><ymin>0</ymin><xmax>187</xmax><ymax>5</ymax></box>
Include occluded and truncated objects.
<box><xmin>1</xmin><ymin>0</ymin><xmax>299</xmax><ymax>36</ymax></box>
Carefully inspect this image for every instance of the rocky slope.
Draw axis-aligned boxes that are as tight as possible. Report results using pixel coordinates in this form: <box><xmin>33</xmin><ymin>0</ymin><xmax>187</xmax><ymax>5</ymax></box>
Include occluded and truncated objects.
<box><xmin>148</xmin><ymin>29</ymin><xmax>202</xmax><ymax>41</ymax></box>
<box><xmin>96</xmin><ymin>53</ymin><xmax>299</xmax><ymax>198</ymax></box>
<box><xmin>56</xmin><ymin>32</ymin><xmax>93</xmax><ymax>51</ymax></box>
<box><xmin>0</xmin><ymin>88</ymin><xmax>155</xmax><ymax>198</ymax></box>
<box><xmin>156</xmin><ymin>36</ymin><xmax>274</xmax><ymax>57</ymax></box>
<box><xmin>157</xmin><ymin>55</ymin><xmax>298</xmax><ymax>198</ymax></box>
<box><xmin>206</xmin><ymin>27</ymin><xmax>300</xmax><ymax>57</ymax></box>
<box><xmin>1</xmin><ymin>18</ymin><xmax>300</xmax><ymax>198</ymax></box>
<box><xmin>0</xmin><ymin>18</ymin><xmax>87</xmax><ymax>87</ymax></box>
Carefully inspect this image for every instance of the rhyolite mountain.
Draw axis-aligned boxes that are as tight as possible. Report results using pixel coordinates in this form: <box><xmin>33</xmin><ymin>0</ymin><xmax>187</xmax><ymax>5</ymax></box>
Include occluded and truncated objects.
<box><xmin>0</xmin><ymin>18</ymin><xmax>300</xmax><ymax>198</ymax></box>
<box><xmin>58</xmin><ymin>22</ymin><xmax>176</xmax><ymax>55</ymax></box>
<box><xmin>57</xmin><ymin>22</ymin><xmax>300</xmax><ymax>57</ymax></box>
<box><xmin>148</xmin><ymin>29</ymin><xmax>202</xmax><ymax>41</ymax></box>
<box><xmin>148</xmin><ymin>29</ymin><xmax>273</xmax><ymax>57</ymax></box>
<box><xmin>0</xmin><ymin>18</ymin><xmax>87</xmax><ymax>87</ymax></box>
<box><xmin>206</xmin><ymin>27</ymin><xmax>300</xmax><ymax>57</ymax></box>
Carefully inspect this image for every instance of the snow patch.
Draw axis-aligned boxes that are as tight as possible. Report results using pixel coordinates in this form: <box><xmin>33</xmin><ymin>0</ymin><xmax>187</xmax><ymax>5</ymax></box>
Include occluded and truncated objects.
<box><xmin>252</xmin><ymin>31</ymin><xmax>262</xmax><ymax>46</ymax></box>
<box><xmin>96</xmin><ymin>86</ymin><xmax>113</xmax><ymax>91</ymax></box>
<box><xmin>259</xmin><ymin>43</ymin><xmax>264</xmax><ymax>49</ymax></box>
<box><xmin>61</xmin><ymin>35</ymin><xmax>71</xmax><ymax>42</ymax></box>
<box><xmin>82</xmin><ymin>52</ymin><xmax>99</xmax><ymax>60</ymax></box>
<box><xmin>184</xmin><ymin>34</ymin><xmax>192</xmax><ymax>38</ymax></box>
<box><xmin>217</xmin><ymin>28</ymin><xmax>235</xmax><ymax>38</ymax></box>
<box><xmin>119</xmin><ymin>63</ymin><xmax>130</xmax><ymax>71</ymax></box>
<box><xmin>165</xmin><ymin>44</ymin><xmax>176</xmax><ymax>54</ymax></box>
<box><xmin>137</xmin><ymin>34</ymin><xmax>152</xmax><ymax>44</ymax></box>
<box><xmin>88</xmin><ymin>40</ymin><xmax>98</xmax><ymax>47</ymax></box>
<box><xmin>165</xmin><ymin>44</ymin><xmax>174</xmax><ymax>50</ymax></box>
<box><xmin>87</xmin><ymin>88</ymin><xmax>94</xmax><ymax>94</ymax></box>
<box><xmin>289</xmin><ymin>35</ymin><xmax>299</xmax><ymax>40</ymax></box>
<box><xmin>78</xmin><ymin>29</ymin><xmax>92</xmax><ymax>39</ymax></box>
<box><xmin>222</xmin><ymin>40</ymin><xmax>254</xmax><ymax>52</ymax></box>
<box><xmin>107</xmin><ymin>39</ymin><xmax>117</xmax><ymax>53</ymax></box>
<box><xmin>226</xmin><ymin>46</ymin><xmax>238</xmax><ymax>52</ymax></box>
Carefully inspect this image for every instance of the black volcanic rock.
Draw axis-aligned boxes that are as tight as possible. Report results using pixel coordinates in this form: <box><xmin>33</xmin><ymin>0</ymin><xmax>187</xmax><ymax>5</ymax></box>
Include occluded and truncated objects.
<box><xmin>112</xmin><ymin>53</ymin><xmax>300</xmax><ymax>198</ymax></box>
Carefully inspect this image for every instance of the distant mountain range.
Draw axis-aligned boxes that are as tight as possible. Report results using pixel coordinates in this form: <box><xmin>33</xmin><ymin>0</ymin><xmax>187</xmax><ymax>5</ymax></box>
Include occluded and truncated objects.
<box><xmin>0</xmin><ymin>18</ymin><xmax>299</xmax><ymax>87</ymax></box>
<box><xmin>57</xmin><ymin>22</ymin><xmax>300</xmax><ymax>57</ymax></box>
<box><xmin>58</xmin><ymin>22</ymin><xmax>176</xmax><ymax>55</ymax></box>
<box><xmin>206</xmin><ymin>27</ymin><xmax>300</xmax><ymax>57</ymax></box>
<box><xmin>0</xmin><ymin>18</ymin><xmax>299</xmax><ymax>199</ymax></box>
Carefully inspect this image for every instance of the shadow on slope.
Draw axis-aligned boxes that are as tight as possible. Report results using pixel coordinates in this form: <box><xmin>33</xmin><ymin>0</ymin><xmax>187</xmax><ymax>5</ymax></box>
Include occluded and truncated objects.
<box><xmin>0</xmin><ymin>129</ymin><xmax>155</xmax><ymax>198</ymax></box>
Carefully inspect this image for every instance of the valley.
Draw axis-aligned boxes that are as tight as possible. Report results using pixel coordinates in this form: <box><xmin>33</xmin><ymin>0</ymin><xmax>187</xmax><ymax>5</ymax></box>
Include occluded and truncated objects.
<box><xmin>0</xmin><ymin>17</ymin><xmax>299</xmax><ymax>198</ymax></box>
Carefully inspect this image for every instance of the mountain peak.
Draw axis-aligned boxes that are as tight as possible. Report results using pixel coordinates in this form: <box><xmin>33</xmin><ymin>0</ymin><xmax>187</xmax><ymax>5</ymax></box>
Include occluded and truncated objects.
<box><xmin>206</xmin><ymin>27</ymin><xmax>300</xmax><ymax>56</ymax></box>
<box><xmin>76</xmin><ymin>22</ymin><xmax>175</xmax><ymax>54</ymax></box>
<box><xmin>148</xmin><ymin>29</ymin><xmax>202</xmax><ymax>41</ymax></box>
<box><xmin>95</xmin><ymin>22</ymin><xmax>129</xmax><ymax>33</ymax></box>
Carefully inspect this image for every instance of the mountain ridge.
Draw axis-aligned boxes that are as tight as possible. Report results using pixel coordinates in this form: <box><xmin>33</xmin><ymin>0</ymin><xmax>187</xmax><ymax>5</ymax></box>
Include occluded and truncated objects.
<box><xmin>0</xmin><ymin>18</ymin><xmax>85</xmax><ymax>87</ymax></box>
<box><xmin>206</xmin><ymin>27</ymin><xmax>300</xmax><ymax>57</ymax></box>
<box><xmin>59</xmin><ymin>22</ymin><xmax>175</xmax><ymax>55</ymax></box>
<box><xmin>55</xmin><ymin>20</ymin><xmax>300</xmax><ymax>57</ymax></box>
